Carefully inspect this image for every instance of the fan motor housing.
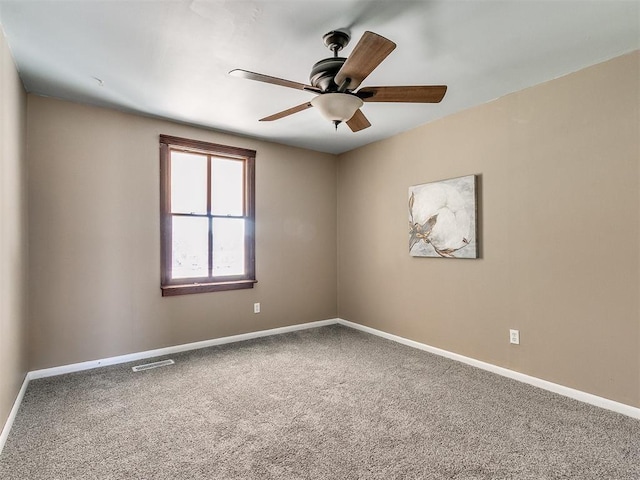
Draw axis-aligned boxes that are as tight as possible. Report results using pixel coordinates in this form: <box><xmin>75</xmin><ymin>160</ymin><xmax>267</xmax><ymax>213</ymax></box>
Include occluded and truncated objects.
<box><xmin>310</xmin><ymin>57</ymin><xmax>346</xmax><ymax>92</ymax></box>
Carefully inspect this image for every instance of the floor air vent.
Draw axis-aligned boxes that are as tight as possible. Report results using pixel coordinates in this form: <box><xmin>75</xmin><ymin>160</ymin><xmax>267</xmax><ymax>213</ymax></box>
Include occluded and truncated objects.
<box><xmin>132</xmin><ymin>359</ymin><xmax>175</xmax><ymax>372</ymax></box>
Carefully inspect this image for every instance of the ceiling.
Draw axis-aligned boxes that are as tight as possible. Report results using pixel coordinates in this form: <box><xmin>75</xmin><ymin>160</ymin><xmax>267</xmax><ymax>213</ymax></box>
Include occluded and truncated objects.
<box><xmin>0</xmin><ymin>1</ymin><xmax>638</xmax><ymax>155</ymax></box>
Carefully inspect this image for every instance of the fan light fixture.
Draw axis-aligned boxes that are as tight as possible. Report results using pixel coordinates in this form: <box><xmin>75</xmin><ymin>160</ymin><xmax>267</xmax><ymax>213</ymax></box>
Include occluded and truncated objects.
<box><xmin>230</xmin><ymin>30</ymin><xmax>448</xmax><ymax>133</ymax></box>
<box><xmin>311</xmin><ymin>93</ymin><xmax>363</xmax><ymax>125</ymax></box>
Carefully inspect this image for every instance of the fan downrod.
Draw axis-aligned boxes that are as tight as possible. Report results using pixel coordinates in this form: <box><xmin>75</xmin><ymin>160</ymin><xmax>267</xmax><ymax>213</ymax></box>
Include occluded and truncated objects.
<box><xmin>309</xmin><ymin>30</ymin><xmax>351</xmax><ymax>92</ymax></box>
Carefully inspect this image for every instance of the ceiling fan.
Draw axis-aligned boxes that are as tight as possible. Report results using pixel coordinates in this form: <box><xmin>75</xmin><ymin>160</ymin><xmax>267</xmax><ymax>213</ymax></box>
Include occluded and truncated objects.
<box><xmin>230</xmin><ymin>30</ymin><xmax>447</xmax><ymax>132</ymax></box>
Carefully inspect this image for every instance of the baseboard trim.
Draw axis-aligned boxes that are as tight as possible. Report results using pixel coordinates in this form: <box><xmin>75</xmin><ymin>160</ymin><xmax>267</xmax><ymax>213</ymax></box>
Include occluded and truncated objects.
<box><xmin>2</xmin><ymin>319</ymin><xmax>340</xmax><ymax>455</ymax></box>
<box><xmin>0</xmin><ymin>373</ymin><xmax>30</xmax><ymax>456</ymax></box>
<box><xmin>4</xmin><ymin>315</ymin><xmax>637</xmax><ymax>455</ymax></box>
<box><xmin>337</xmin><ymin>318</ymin><xmax>640</xmax><ymax>419</ymax></box>
<box><xmin>29</xmin><ymin>318</ymin><xmax>339</xmax><ymax>380</ymax></box>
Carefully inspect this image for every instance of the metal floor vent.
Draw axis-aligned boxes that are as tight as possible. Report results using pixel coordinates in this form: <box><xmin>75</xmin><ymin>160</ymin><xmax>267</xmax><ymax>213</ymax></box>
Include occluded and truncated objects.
<box><xmin>132</xmin><ymin>359</ymin><xmax>175</xmax><ymax>372</ymax></box>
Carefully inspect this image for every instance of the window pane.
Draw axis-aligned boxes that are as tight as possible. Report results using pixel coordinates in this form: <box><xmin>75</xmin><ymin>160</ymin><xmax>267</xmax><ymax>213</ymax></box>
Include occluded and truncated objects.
<box><xmin>171</xmin><ymin>151</ymin><xmax>207</xmax><ymax>214</ymax></box>
<box><xmin>211</xmin><ymin>158</ymin><xmax>243</xmax><ymax>216</ymax></box>
<box><xmin>213</xmin><ymin>218</ymin><xmax>245</xmax><ymax>276</ymax></box>
<box><xmin>172</xmin><ymin>216</ymin><xmax>209</xmax><ymax>279</ymax></box>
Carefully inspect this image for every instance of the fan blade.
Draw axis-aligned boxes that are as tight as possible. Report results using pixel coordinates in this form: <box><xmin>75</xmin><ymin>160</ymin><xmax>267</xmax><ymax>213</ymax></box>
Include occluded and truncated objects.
<box><xmin>346</xmin><ymin>109</ymin><xmax>371</xmax><ymax>132</ymax></box>
<box><xmin>357</xmin><ymin>86</ymin><xmax>447</xmax><ymax>103</ymax></box>
<box><xmin>230</xmin><ymin>69</ymin><xmax>319</xmax><ymax>92</ymax></box>
<box><xmin>259</xmin><ymin>102</ymin><xmax>313</xmax><ymax>122</ymax></box>
<box><xmin>334</xmin><ymin>31</ymin><xmax>396</xmax><ymax>91</ymax></box>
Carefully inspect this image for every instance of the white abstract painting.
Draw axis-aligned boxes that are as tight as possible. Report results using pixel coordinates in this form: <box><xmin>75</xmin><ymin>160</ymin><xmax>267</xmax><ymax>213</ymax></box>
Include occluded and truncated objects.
<box><xmin>409</xmin><ymin>175</ymin><xmax>478</xmax><ymax>258</ymax></box>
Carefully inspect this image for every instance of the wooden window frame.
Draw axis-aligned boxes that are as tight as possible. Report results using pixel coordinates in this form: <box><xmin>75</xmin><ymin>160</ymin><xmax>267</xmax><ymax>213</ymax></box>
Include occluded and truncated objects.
<box><xmin>159</xmin><ymin>134</ymin><xmax>256</xmax><ymax>296</ymax></box>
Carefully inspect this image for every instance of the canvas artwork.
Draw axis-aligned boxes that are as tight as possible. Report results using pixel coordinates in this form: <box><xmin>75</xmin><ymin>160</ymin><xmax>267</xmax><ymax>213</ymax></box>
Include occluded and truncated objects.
<box><xmin>409</xmin><ymin>175</ymin><xmax>478</xmax><ymax>258</ymax></box>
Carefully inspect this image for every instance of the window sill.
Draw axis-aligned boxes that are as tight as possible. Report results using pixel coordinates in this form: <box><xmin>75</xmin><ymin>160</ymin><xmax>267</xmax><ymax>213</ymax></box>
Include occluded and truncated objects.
<box><xmin>161</xmin><ymin>279</ymin><xmax>257</xmax><ymax>296</ymax></box>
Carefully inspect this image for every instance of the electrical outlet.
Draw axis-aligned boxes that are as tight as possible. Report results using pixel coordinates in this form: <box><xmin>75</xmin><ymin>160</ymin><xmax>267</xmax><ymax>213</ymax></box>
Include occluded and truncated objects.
<box><xmin>253</xmin><ymin>303</ymin><xmax>260</xmax><ymax>314</ymax></box>
<box><xmin>509</xmin><ymin>329</ymin><xmax>520</xmax><ymax>345</ymax></box>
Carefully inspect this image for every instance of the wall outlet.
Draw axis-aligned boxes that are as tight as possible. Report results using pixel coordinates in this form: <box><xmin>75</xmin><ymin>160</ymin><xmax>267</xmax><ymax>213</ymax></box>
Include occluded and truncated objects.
<box><xmin>253</xmin><ymin>303</ymin><xmax>260</xmax><ymax>314</ymax></box>
<box><xmin>509</xmin><ymin>329</ymin><xmax>520</xmax><ymax>345</ymax></box>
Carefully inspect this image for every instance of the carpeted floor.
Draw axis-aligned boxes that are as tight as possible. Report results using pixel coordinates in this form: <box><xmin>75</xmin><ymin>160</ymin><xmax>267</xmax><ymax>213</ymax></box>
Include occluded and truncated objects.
<box><xmin>1</xmin><ymin>324</ymin><xmax>639</xmax><ymax>479</ymax></box>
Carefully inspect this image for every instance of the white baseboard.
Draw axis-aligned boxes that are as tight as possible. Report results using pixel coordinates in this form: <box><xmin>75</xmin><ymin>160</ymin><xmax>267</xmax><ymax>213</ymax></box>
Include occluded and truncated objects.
<box><xmin>2</xmin><ymin>318</ymin><xmax>338</xmax><ymax>453</ymax></box>
<box><xmin>336</xmin><ymin>318</ymin><xmax>640</xmax><ymax>420</ymax></box>
<box><xmin>0</xmin><ymin>374</ymin><xmax>29</xmax><ymax>456</ymax></box>
<box><xmin>29</xmin><ymin>318</ymin><xmax>339</xmax><ymax>380</ymax></box>
<box><xmin>3</xmin><ymin>315</ymin><xmax>638</xmax><ymax>457</ymax></box>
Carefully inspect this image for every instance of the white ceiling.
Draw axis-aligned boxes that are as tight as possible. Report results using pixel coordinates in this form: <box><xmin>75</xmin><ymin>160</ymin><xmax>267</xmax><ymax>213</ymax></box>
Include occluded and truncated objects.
<box><xmin>0</xmin><ymin>1</ymin><xmax>638</xmax><ymax>154</ymax></box>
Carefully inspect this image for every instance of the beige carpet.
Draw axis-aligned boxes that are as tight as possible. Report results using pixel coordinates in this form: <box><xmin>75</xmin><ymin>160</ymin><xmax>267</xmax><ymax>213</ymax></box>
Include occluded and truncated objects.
<box><xmin>1</xmin><ymin>325</ymin><xmax>638</xmax><ymax>479</ymax></box>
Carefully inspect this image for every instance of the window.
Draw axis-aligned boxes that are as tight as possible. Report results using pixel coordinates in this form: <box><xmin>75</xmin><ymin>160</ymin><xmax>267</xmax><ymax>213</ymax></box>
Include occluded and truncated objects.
<box><xmin>159</xmin><ymin>135</ymin><xmax>256</xmax><ymax>296</ymax></box>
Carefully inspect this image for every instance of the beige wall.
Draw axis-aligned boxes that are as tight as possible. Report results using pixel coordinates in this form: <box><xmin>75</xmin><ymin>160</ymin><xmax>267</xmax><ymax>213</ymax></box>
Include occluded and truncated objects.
<box><xmin>337</xmin><ymin>51</ymin><xmax>640</xmax><ymax>407</ymax></box>
<box><xmin>0</xmin><ymin>28</ymin><xmax>28</xmax><ymax>428</ymax></box>
<box><xmin>27</xmin><ymin>96</ymin><xmax>337</xmax><ymax>370</ymax></box>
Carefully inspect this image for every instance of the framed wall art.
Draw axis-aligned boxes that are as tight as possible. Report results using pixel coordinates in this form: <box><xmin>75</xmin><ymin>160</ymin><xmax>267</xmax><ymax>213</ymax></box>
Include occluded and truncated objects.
<box><xmin>409</xmin><ymin>174</ymin><xmax>478</xmax><ymax>258</ymax></box>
